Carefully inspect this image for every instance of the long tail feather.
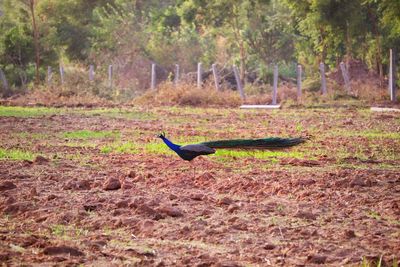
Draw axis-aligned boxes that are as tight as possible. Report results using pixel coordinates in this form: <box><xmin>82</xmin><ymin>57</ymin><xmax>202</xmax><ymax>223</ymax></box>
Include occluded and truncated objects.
<box><xmin>200</xmin><ymin>137</ymin><xmax>306</xmax><ymax>149</ymax></box>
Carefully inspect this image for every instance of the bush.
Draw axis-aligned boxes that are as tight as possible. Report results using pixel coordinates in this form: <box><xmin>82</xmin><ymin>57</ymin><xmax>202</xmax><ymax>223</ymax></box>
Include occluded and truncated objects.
<box><xmin>302</xmin><ymin>78</ymin><xmax>321</xmax><ymax>92</ymax></box>
<box><xmin>134</xmin><ymin>81</ymin><xmax>242</xmax><ymax>107</ymax></box>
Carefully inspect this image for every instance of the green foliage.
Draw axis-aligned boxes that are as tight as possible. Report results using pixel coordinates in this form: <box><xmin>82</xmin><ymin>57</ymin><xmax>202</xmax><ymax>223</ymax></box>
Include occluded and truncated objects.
<box><xmin>0</xmin><ymin>0</ymin><xmax>399</xmax><ymax>93</ymax></box>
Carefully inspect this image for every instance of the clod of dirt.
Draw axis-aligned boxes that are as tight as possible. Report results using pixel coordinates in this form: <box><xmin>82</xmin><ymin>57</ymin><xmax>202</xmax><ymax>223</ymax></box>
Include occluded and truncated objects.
<box><xmin>34</xmin><ymin>155</ymin><xmax>49</xmax><ymax>164</ymax></box>
<box><xmin>295</xmin><ymin>211</ymin><xmax>318</xmax><ymax>221</ymax></box>
<box><xmin>46</xmin><ymin>194</ymin><xmax>57</xmax><ymax>201</ymax></box>
<box><xmin>121</xmin><ymin>181</ymin><xmax>133</xmax><ymax>190</ymax></box>
<box><xmin>21</xmin><ymin>235</ymin><xmax>39</xmax><ymax>247</ymax></box>
<box><xmin>296</xmin><ymin>179</ymin><xmax>316</xmax><ymax>186</ymax></box>
<box><xmin>3</xmin><ymin>202</ymin><xmax>30</xmax><ymax>214</ymax></box>
<box><xmin>0</xmin><ymin>181</ymin><xmax>16</xmax><ymax>191</ymax></box>
<box><xmin>190</xmin><ymin>193</ymin><xmax>204</xmax><ymax>201</ymax></box>
<box><xmin>35</xmin><ymin>215</ymin><xmax>48</xmax><ymax>223</ymax></box>
<box><xmin>29</xmin><ymin>187</ymin><xmax>38</xmax><ymax>197</ymax></box>
<box><xmin>196</xmin><ymin>261</ymin><xmax>213</xmax><ymax>267</ymax></box>
<box><xmin>102</xmin><ymin>177</ymin><xmax>121</xmax><ymax>190</ymax></box>
<box><xmin>232</xmin><ymin>222</ymin><xmax>248</xmax><ymax>231</ymax></box>
<box><xmin>141</xmin><ymin>219</ymin><xmax>155</xmax><ymax>230</ymax></box>
<box><xmin>218</xmin><ymin>197</ymin><xmax>234</xmax><ymax>205</ymax></box>
<box><xmin>136</xmin><ymin>204</ymin><xmax>165</xmax><ymax>220</ymax></box>
<box><xmin>158</xmin><ymin>206</ymin><xmax>184</xmax><ymax>217</ymax></box>
<box><xmin>307</xmin><ymin>254</ymin><xmax>327</xmax><ymax>264</ymax></box>
<box><xmin>344</xmin><ymin>229</ymin><xmax>356</xmax><ymax>239</ymax></box>
<box><xmin>4</xmin><ymin>196</ymin><xmax>15</xmax><ymax>205</ymax></box>
<box><xmin>116</xmin><ymin>200</ymin><xmax>130</xmax><ymax>208</ymax></box>
<box><xmin>281</xmin><ymin>158</ymin><xmax>321</xmax><ymax>167</ymax></box>
<box><xmin>126</xmin><ymin>247</ymin><xmax>156</xmax><ymax>257</ymax></box>
<box><xmin>263</xmin><ymin>243</ymin><xmax>276</xmax><ymax>250</ymax></box>
<box><xmin>216</xmin><ymin>261</ymin><xmax>242</xmax><ymax>267</ymax></box>
<box><xmin>43</xmin><ymin>246</ymin><xmax>84</xmax><ymax>257</ymax></box>
<box><xmin>169</xmin><ymin>194</ymin><xmax>178</xmax><ymax>200</ymax></box>
<box><xmin>264</xmin><ymin>203</ymin><xmax>277</xmax><ymax>213</ymax></box>
<box><xmin>196</xmin><ymin>172</ymin><xmax>215</xmax><ymax>183</ymax></box>
<box><xmin>349</xmin><ymin>177</ymin><xmax>371</xmax><ymax>187</ymax></box>
<box><xmin>343</xmin><ymin>119</ymin><xmax>354</xmax><ymax>125</ymax></box>
<box><xmin>227</xmin><ymin>204</ymin><xmax>240</xmax><ymax>213</ymax></box>
<box><xmin>83</xmin><ymin>203</ymin><xmax>102</xmax><ymax>212</ymax></box>
<box><xmin>63</xmin><ymin>179</ymin><xmax>91</xmax><ymax>190</ymax></box>
<box><xmin>0</xmin><ymin>253</ymin><xmax>10</xmax><ymax>262</ymax></box>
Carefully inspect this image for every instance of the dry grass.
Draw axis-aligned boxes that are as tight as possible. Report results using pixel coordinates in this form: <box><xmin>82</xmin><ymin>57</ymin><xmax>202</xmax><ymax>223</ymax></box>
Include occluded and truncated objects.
<box><xmin>1</xmin><ymin>86</ymin><xmax>112</xmax><ymax>107</ymax></box>
<box><xmin>133</xmin><ymin>81</ymin><xmax>243</xmax><ymax>107</ymax></box>
<box><xmin>350</xmin><ymin>80</ymin><xmax>389</xmax><ymax>101</ymax></box>
<box><xmin>1</xmin><ymin>70</ymin><xmax>396</xmax><ymax>108</ymax></box>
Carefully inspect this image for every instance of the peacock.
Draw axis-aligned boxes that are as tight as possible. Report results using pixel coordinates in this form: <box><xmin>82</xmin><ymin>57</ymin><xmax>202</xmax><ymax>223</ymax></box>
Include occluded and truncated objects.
<box><xmin>158</xmin><ymin>132</ymin><xmax>305</xmax><ymax>161</ymax></box>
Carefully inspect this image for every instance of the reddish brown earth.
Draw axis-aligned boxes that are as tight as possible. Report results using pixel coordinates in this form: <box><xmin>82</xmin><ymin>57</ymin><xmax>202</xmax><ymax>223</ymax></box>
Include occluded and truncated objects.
<box><xmin>0</xmin><ymin>106</ymin><xmax>399</xmax><ymax>266</ymax></box>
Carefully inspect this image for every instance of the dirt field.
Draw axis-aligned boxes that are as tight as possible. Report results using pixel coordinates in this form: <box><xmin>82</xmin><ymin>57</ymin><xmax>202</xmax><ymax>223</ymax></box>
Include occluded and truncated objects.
<box><xmin>0</xmin><ymin>105</ymin><xmax>399</xmax><ymax>266</ymax></box>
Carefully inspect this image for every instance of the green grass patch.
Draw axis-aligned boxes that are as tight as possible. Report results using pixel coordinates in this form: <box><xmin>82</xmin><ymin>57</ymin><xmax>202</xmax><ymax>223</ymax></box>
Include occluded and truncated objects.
<box><xmin>0</xmin><ymin>148</ymin><xmax>35</xmax><ymax>161</ymax></box>
<box><xmin>73</xmin><ymin>108</ymin><xmax>156</xmax><ymax>120</ymax></box>
<box><xmin>62</xmin><ymin>130</ymin><xmax>119</xmax><ymax>140</ymax></box>
<box><xmin>331</xmin><ymin>129</ymin><xmax>400</xmax><ymax>139</ymax></box>
<box><xmin>15</xmin><ymin>132</ymin><xmax>49</xmax><ymax>140</ymax></box>
<box><xmin>101</xmin><ymin>141</ymin><xmax>140</xmax><ymax>154</ymax></box>
<box><xmin>0</xmin><ymin>106</ymin><xmax>61</xmax><ymax>117</ymax></box>
<box><xmin>100</xmin><ymin>137</ymin><xmax>208</xmax><ymax>156</ymax></box>
<box><xmin>101</xmin><ymin>141</ymin><xmax>173</xmax><ymax>156</ymax></box>
<box><xmin>50</xmin><ymin>224</ymin><xmax>89</xmax><ymax>240</ymax></box>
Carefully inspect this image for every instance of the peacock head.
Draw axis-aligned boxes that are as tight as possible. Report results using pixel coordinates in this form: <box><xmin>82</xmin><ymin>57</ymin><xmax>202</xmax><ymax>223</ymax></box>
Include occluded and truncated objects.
<box><xmin>157</xmin><ymin>132</ymin><xmax>166</xmax><ymax>139</ymax></box>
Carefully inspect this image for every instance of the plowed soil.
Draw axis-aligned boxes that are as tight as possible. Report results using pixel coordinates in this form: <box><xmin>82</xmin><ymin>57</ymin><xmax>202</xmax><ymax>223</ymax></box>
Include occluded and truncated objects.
<box><xmin>0</xmin><ymin>106</ymin><xmax>399</xmax><ymax>266</ymax></box>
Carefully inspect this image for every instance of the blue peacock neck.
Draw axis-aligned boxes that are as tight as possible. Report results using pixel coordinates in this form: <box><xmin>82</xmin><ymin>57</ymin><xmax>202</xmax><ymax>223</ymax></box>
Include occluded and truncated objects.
<box><xmin>160</xmin><ymin>136</ymin><xmax>181</xmax><ymax>152</ymax></box>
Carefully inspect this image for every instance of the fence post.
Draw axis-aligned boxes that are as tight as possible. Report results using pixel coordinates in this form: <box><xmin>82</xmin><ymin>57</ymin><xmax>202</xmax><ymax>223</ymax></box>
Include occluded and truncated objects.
<box><xmin>59</xmin><ymin>64</ymin><xmax>65</xmax><ymax>85</ymax></box>
<box><xmin>89</xmin><ymin>65</ymin><xmax>95</xmax><ymax>82</ymax></box>
<box><xmin>174</xmin><ymin>64</ymin><xmax>180</xmax><ymax>86</ymax></box>
<box><xmin>108</xmin><ymin>64</ymin><xmax>113</xmax><ymax>88</ymax></box>
<box><xmin>297</xmin><ymin>64</ymin><xmax>302</xmax><ymax>99</ymax></box>
<box><xmin>0</xmin><ymin>69</ymin><xmax>9</xmax><ymax>91</ymax></box>
<box><xmin>212</xmin><ymin>63</ymin><xmax>220</xmax><ymax>91</ymax></box>
<box><xmin>389</xmin><ymin>49</ymin><xmax>397</xmax><ymax>102</ymax></box>
<box><xmin>272</xmin><ymin>64</ymin><xmax>278</xmax><ymax>105</ymax></box>
<box><xmin>151</xmin><ymin>63</ymin><xmax>156</xmax><ymax>90</ymax></box>
<box><xmin>233</xmin><ymin>65</ymin><xmax>245</xmax><ymax>100</ymax></box>
<box><xmin>197</xmin><ymin>62</ymin><xmax>202</xmax><ymax>89</ymax></box>
<box><xmin>47</xmin><ymin>66</ymin><xmax>52</xmax><ymax>84</ymax></box>
<box><xmin>319</xmin><ymin>62</ymin><xmax>327</xmax><ymax>95</ymax></box>
<box><xmin>340</xmin><ymin>61</ymin><xmax>351</xmax><ymax>94</ymax></box>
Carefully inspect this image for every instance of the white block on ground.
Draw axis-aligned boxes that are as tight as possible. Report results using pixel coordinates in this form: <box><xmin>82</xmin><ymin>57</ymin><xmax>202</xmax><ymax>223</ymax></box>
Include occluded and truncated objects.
<box><xmin>370</xmin><ymin>107</ymin><xmax>400</xmax><ymax>112</ymax></box>
<box><xmin>240</xmin><ymin>105</ymin><xmax>281</xmax><ymax>109</ymax></box>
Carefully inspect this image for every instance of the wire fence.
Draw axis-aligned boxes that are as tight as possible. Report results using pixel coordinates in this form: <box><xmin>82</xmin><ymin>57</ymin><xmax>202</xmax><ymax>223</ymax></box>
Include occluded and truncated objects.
<box><xmin>0</xmin><ymin>49</ymin><xmax>398</xmax><ymax>103</ymax></box>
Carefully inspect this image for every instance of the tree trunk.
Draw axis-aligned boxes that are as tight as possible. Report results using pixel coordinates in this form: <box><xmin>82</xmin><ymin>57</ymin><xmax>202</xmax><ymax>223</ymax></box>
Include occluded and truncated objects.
<box><xmin>345</xmin><ymin>20</ymin><xmax>352</xmax><ymax>68</ymax></box>
<box><xmin>231</xmin><ymin>4</ymin><xmax>246</xmax><ymax>85</ymax></box>
<box><xmin>239</xmin><ymin>39</ymin><xmax>246</xmax><ymax>84</ymax></box>
<box><xmin>376</xmin><ymin>35</ymin><xmax>384</xmax><ymax>87</ymax></box>
<box><xmin>29</xmin><ymin>0</ymin><xmax>40</xmax><ymax>85</ymax></box>
<box><xmin>367</xmin><ymin>5</ymin><xmax>384</xmax><ymax>87</ymax></box>
<box><xmin>319</xmin><ymin>27</ymin><xmax>327</xmax><ymax>64</ymax></box>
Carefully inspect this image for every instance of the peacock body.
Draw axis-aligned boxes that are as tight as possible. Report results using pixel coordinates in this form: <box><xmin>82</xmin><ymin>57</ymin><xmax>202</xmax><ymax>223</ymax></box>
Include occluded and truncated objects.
<box><xmin>158</xmin><ymin>133</ymin><xmax>305</xmax><ymax>161</ymax></box>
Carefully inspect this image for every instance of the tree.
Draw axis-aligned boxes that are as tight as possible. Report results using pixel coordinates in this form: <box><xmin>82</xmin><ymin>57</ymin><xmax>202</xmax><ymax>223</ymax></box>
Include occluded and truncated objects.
<box><xmin>245</xmin><ymin>1</ymin><xmax>295</xmax><ymax>65</ymax></box>
<box><xmin>28</xmin><ymin>0</ymin><xmax>40</xmax><ymax>84</ymax></box>
<box><xmin>38</xmin><ymin>0</ymin><xmax>110</xmax><ymax>61</ymax></box>
<box><xmin>179</xmin><ymin>0</ymin><xmax>273</xmax><ymax>82</ymax></box>
<box><xmin>0</xmin><ymin>0</ymin><xmax>38</xmax><ymax>87</ymax></box>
